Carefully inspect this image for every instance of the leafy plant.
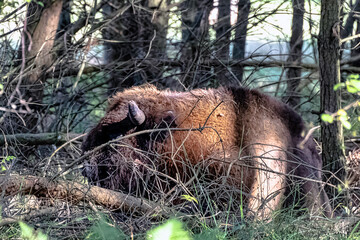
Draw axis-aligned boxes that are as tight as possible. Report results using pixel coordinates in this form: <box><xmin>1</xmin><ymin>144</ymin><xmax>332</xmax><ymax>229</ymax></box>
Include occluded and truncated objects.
<box><xmin>147</xmin><ymin>219</ymin><xmax>192</xmax><ymax>240</ymax></box>
<box><xmin>85</xmin><ymin>216</ymin><xmax>128</xmax><ymax>240</ymax></box>
<box><xmin>321</xmin><ymin>74</ymin><xmax>360</xmax><ymax>130</ymax></box>
<box><xmin>1</xmin><ymin>155</ymin><xmax>15</xmax><ymax>172</ymax></box>
<box><xmin>18</xmin><ymin>221</ymin><xmax>48</xmax><ymax>240</ymax></box>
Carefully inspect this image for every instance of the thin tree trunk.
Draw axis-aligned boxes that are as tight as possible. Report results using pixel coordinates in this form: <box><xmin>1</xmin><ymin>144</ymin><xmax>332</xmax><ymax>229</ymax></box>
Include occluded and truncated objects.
<box><xmin>351</xmin><ymin>8</ymin><xmax>360</xmax><ymax>67</ymax></box>
<box><xmin>180</xmin><ymin>0</ymin><xmax>212</xmax><ymax>88</ymax></box>
<box><xmin>103</xmin><ymin>1</ymin><xmax>141</xmax><ymax>95</ymax></box>
<box><xmin>215</xmin><ymin>0</ymin><xmax>231</xmax><ymax>85</ymax></box>
<box><xmin>341</xmin><ymin>0</ymin><xmax>360</xmax><ymax>40</ymax></box>
<box><xmin>56</xmin><ymin>0</ymin><xmax>72</xmax><ymax>56</ymax></box>
<box><xmin>341</xmin><ymin>0</ymin><xmax>360</xmax><ymax>66</ymax></box>
<box><xmin>318</xmin><ymin>0</ymin><xmax>346</xmax><ymax>192</ymax></box>
<box><xmin>283</xmin><ymin>0</ymin><xmax>304</xmax><ymax>108</ymax></box>
<box><xmin>233</xmin><ymin>0</ymin><xmax>250</xmax><ymax>84</ymax></box>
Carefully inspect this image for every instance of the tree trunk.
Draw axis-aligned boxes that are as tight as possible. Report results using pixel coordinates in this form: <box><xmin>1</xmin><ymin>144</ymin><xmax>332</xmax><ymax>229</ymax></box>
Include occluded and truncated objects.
<box><xmin>341</xmin><ymin>0</ymin><xmax>360</xmax><ymax>40</ymax></box>
<box><xmin>215</xmin><ymin>0</ymin><xmax>231</xmax><ymax>85</ymax></box>
<box><xmin>56</xmin><ymin>0</ymin><xmax>72</xmax><ymax>56</ymax></box>
<box><xmin>318</xmin><ymin>0</ymin><xmax>346</xmax><ymax>192</ymax></box>
<box><xmin>8</xmin><ymin>0</ymin><xmax>63</xmax><ymax>133</ymax></box>
<box><xmin>341</xmin><ymin>0</ymin><xmax>360</xmax><ymax>66</ymax></box>
<box><xmin>25</xmin><ymin>0</ymin><xmax>63</xmax><ymax>104</ymax></box>
<box><xmin>180</xmin><ymin>0</ymin><xmax>212</xmax><ymax>88</ymax></box>
<box><xmin>104</xmin><ymin>0</ymin><xmax>170</xmax><ymax>95</ymax></box>
<box><xmin>351</xmin><ymin>7</ymin><xmax>360</xmax><ymax>67</ymax></box>
<box><xmin>283</xmin><ymin>0</ymin><xmax>304</xmax><ymax>108</ymax></box>
<box><xmin>103</xmin><ymin>1</ymin><xmax>143</xmax><ymax>95</ymax></box>
<box><xmin>232</xmin><ymin>0</ymin><xmax>250</xmax><ymax>84</ymax></box>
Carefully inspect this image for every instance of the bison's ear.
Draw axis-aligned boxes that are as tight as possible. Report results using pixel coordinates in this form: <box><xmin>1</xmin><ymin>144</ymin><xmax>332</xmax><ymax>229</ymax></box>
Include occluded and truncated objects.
<box><xmin>161</xmin><ymin>111</ymin><xmax>176</xmax><ymax>126</ymax></box>
<box><xmin>150</xmin><ymin>111</ymin><xmax>177</xmax><ymax>142</ymax></box>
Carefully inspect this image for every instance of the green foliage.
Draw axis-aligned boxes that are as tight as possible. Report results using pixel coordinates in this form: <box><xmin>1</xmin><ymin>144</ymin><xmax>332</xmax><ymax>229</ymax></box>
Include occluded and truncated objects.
<box><xmin>85</xmin><ymin>216</ymin><xmax>128</xmax><ymax>240</ymax></box>
<box><xmin>321</xmin><ymin>113</ymin><xmax>334</xmax><ymax>124</ymax></box>
<box><xmin>25</xmin><ymin>0</ymin><xmax>44</xmax><ymax>7</ymax></box>
<box><xmin>147</xmin><ymin>219</ymin><xmax>192</xmax><ymax>240</ymax></box>
<box><xmin>1</xmin><ymin>155</ymin><xmax>15</xmax><ymax>172</ymax></box>
<box><xmin>18</xmin><ymin>221</ymin><xmax>48</xmax><ymax>240</ymax></box>
<box><xmin>181</xmin><ymin>195</ymin><xmax>198</xmax><ymax>204</ymax></box>
<box><xmin>193</xmin><ymin>228</ymin><xmax>226</xmax><ymax>240</ymax></box>
<box><xmin>337</xmin><ymin>109</ymin><xmax>352</xmax><ymax>130</ymax></box>
<box><xmin>325</xmin><ymin>74</ymin><xmax>360</xmax><ymax>130</ymax></box>
<box><xmin>348</xmin><ymin>220</ymin><xmax>360</xmax><ymax>240</ymax></box>
<box><xmin>334</xmin><ymin>74</ymin><xmax>360</xmax><ymax>94</ymax></box>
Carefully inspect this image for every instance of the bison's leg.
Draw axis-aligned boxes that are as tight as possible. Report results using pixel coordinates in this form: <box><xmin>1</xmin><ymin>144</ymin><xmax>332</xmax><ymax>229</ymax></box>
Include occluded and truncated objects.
<box><xmin>293</xmin><ymin>143</ymin><xmax>333</xmax><ymax>217</ymax></box>
<box><xmin>301</xmin><ymin>175</ymin><xmax>333</xmax><ymax>217</ymax></box>
<box><xmin>247</xmin><ymin>144</ymin><xmax>287</xmax><ymax>219</ymax></box>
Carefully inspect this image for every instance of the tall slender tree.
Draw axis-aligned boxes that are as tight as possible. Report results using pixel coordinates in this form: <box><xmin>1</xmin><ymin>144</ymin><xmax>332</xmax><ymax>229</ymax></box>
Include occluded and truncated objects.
<box><xmin>215</xmin><ymin>0</ymin><xmax>231</xmax><ymax>85</ymax></box>
<box><xmin>180</xmin><ymin>0</ymin><xmax>212</xmax><ymax>88</ymax></box>
<box><xmin>318</xmin><ymin>0</ymin><xmax>346</xmax><ymax>191</ymax></box>
<box><xmin>233</xmin><ymin>0</ymin><xmax>250</xmax><ymax>84</ymax></box>
<box><xmin>283</xmin><ymin>0</ymin><xmax>304</xmax><ymax>108</ymax></box>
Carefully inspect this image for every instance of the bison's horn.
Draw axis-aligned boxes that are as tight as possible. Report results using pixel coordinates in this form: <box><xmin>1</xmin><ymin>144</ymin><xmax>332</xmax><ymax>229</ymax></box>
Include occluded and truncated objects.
<box><xmin>128</xmin><ymin>100</ymin><xmax>145</xmax><ymax>125</ymax></box>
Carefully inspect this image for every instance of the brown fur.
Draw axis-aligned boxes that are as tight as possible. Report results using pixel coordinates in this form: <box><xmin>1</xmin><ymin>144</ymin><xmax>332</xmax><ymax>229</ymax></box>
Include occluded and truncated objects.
<box><xmin>82</xmin><ymin>84</ymin><xmax>332</xmax><ymax>219</ymax></box>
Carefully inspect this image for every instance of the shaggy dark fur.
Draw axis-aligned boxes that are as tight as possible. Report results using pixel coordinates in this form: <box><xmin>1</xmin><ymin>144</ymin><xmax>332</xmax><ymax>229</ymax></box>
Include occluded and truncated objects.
<box><xmin>82</xmin><ymin>84</ymin><xmax>332</xmax><ymax>219</ymax></box>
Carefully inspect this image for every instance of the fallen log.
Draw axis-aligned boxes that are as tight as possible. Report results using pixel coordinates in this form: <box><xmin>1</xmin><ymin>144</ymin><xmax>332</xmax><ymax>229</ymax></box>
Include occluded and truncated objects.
<box><xmin>0</xmin><ymin>133</ymin><xmax>84</xmax><ymax>146</ymax></box>
<box><xmin>0</xmin><ymin>174</ymin><xmax>169</xmax><ymax>215</ymax></box>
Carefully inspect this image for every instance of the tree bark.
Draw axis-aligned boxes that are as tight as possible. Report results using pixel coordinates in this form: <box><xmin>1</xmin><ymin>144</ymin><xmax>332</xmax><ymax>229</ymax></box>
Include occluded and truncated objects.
<box><xmin>341</xmin><ymin>0</ymin><xmax>360</xmax><ymax>40</ymax></box>
<box><xmin>318</xmin><ymin>0</ymin><xmax>346</xmax><ymax>190</ymax></box>
<box><xmin>341</xmin><ymin>0</ymin><xmax>360</xmax><ymax>66</ymax></box>
<box><xmin>103</xmin><ymin>0</ymin><xmax>170</xmax><ymax>94</ymax></box>
<box><xmin>283</xmin><ymin>0</ymin><xmax>304</xmax><ymax>108</ymax></box>
<box><xmin>215</xmin><ymin>0</ymin><xmax>231</xmax><ymax>85</ymax></box>
<box><xmin>180</xmin><ymin>0</ymin><xmax>212</xmax><ymax>88</ymax></box>
<box><xmin>0</xmin><ymin>174</ymin><xmax>167</xmax><ymax>214</ymax></box>
<box><xmin>0</xmin><ymin>132</ymin><xmax>83</xmax><ymax>146</ymax></box>
<box><xmin>350</xmin><ymin>5</ymin><xmax>360</xmax><ymax>67</ymax></box>
<box><xmin>25</xmin><ymin>0</ymin><xmax>64</xmax><ymax>105</ymax></box>
<box><xmin>233</xmin><ymin>0</ymin><xmax>250</xmax><ymax>84</ymax></box>
<box><xmin>8</xmin><ymin>0</ymin><xmax>64</xmax><ymax>134</ymax></box>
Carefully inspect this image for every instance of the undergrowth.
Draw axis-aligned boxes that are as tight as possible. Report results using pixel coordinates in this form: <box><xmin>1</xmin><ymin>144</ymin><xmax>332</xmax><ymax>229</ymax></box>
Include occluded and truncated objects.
<box><xmin>1</xmin><ymin>206</ymin><xmax>359</xmax><ymax>240</ymax></box>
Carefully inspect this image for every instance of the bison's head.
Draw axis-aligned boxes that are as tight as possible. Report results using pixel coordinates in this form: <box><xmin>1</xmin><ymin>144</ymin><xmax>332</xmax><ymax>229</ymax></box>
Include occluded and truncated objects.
<box><xmin>82</xmin><ymin>100</ymin><xmax>177</xmax><ymax>198</ymax></box>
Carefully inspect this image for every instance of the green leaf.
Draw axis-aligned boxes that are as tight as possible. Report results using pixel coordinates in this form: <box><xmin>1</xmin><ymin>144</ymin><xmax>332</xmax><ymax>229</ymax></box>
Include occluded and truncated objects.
<box><xmin>349</xmin><ymin>79</ymin><xmax>360</xmax><ymax>91</ymax></box>
<box><xmin>181</xmin><ymin>195</ymin><xmax>198</xmax><ymax>204</ymax></box>
<box><xmin>334</xmin><ymin>82</ymin><xmax>345</xmax><ymax>91</ymax></box>
<box><xmin>347</xmin><ymin>74</ymin><xmax>360</xmax><ymax>81</ymax></box>
<box><xmin>338</xmin><ymin>114</ymin><xmax>348</xmax><ymax>122</ymax></box>
<box><xmin>86</xmin><ymin>216</ymin><xmax>127</xmax><ymax>240</ymax></box>
<box><xmin>346</xmin><ymin>84</ymin><xmax>359</xmax><ymax>93</ymax></box>
<box><xmin>5</xmin><ymin>156</ymin><xmax>15</xmax><ymax>161</ymax></box>
<box><xmin>337</xmin><ymin>109</ymin><xmax>347</xmax><ymax>116</ymax></box>
<box><xmin>321</xmin><ymin>114</ymin><xmax>334</xmax><ymax>123</ymax></box>
<box><xmin>147</xmin><ymin>219</ymin><xmax>192</xmax><ymax>240</ymax></box>
<box><xmin>341</xmin><ymin>120</ymin><xmax>352</xmax><ymax>129</ymax></box>
<box><xmin>19</xmin><ymin>221</ymin><xmax>48</xmax><ymax>240</ymax></box>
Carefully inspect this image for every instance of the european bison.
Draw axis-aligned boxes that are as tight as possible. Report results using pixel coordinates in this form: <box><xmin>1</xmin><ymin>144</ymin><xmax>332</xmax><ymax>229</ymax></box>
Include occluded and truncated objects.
<box><xmin>82</xmin><ymin>84</ymin><xmax>332</xmax><ymax>219</ymax></box>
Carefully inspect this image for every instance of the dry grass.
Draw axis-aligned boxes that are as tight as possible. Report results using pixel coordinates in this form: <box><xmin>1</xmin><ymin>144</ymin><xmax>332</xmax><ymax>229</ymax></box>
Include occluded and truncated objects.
<box><xmin>1</xmin><ymin>147</ymin><xmax>360</xmax><ymax>239</ymax></box>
